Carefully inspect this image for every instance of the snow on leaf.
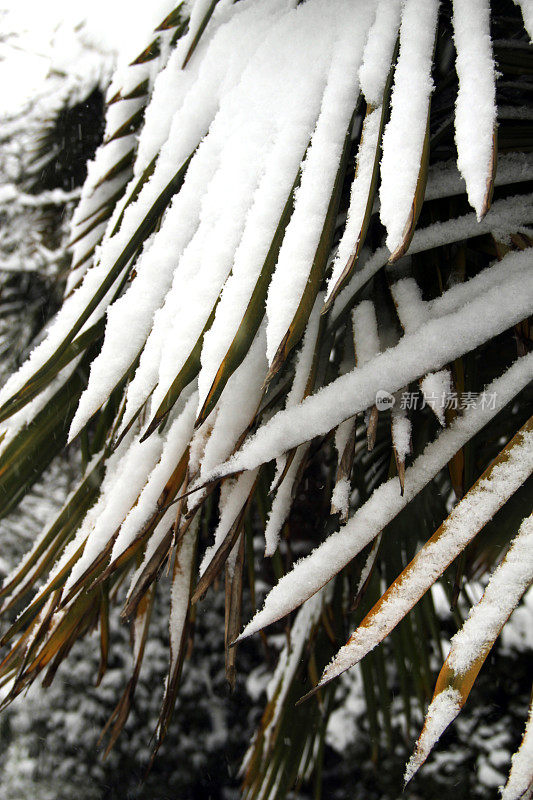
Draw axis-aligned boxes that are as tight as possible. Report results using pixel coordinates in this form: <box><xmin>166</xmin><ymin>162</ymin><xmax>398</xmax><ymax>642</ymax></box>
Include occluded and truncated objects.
<box><xmin>67</xmin><ymin>2</ymin><xmax>188</xmax><ymax>292</ymax></box>
<box><xmin>379</xmin><ymin>0</ymin><xmax>439</xmax><ymax>255</ymax></box>
<box><xmin>324</xmin><ymin>0</ymin><xmax>402</xmax><ymax>309</ymax></box>
<box><xmin>405</xmin><ymin>513</ymin><xmax>533</xmax><ymax>783</ymax></box>
<box><xmin>390</xmin><ymin>278</ymin><xmax>428</xmax><ymax>332</ymax></box>
<box><xmin>404</xmin><ymin>688</ymin><xmax>463</xmax><ymax>785</ymax></box>
<box><xmin>265</xmin><ymin>0</ymin><xmax>377</xmax><ymax>364</ymax></box>
<box><xmin>67</xmin><ymin>121</ymin><xmax>221</xmax><ymax>439</ymax></box>
<box><xmin>198</xmin><ymin>469</ymin><xmax>258</xmax><ymax>580</ymax></box>
<box><xmin>263</xmin><ymin>296</ymin><xmax>322</xmax><ymax>554</ymax></box>
<box><xmin>331</xmin><ymin>418</ymin><xmax>357</xmax><ymax>521</ymax></box>
<box><xmin>198</xmin><ymin>322</ymin><xmax>267</xmax><ymax>481</ymax></box>
<box><xmin>233</xmin><ymin>354</ymin><xmax>533</xmax><ymax>641</ymax></box>
<box><xmin>62</xmin><ymin>427</ymin><xmax>167</xmax><ymax>598</ymax></box>
<box><xmin>420</xmin><ymin>370</ymin><xmax>452</xmax><ymax>426</ymax></box>
<box><xmin>264</xmin><ymin>445</ymin><xmax>307</xmax><ymax>557</ymax></box>
<box><xmin>452</xmin><ymin>0</ymin><xmax>497</xmax><ymax>220</ymax></box>
<box><xmin>324</xmin><ymin>105</ymin><xmax>383</xmax><ymax>310</ymax></box>
<box><xmin>352</xmin><ymin>300</ymin><xmax>380</xmax><ymax>366</ymax></box>
<box><xmin>358</xmin><ymin>0</ymin><xmax>402</xmax><ymax>107</ymax></box>
<box><xmin>330</xmin><ymin>191</ymin><xmax>533</xmax><ymax>319</ymax></box>
<box><xmin>315</xmin><ymin>418</ymin><xmax>533</xmax><ymax>690</ymax></box>
<box><xmin>108</xmin><ymin>390</ymin><xmax>197</xmax><ymax>566</ymax></box>
<box><xmin>207</xmin><ymin>249</ymin><xmax>533</xmax><ymax>481</ymax></box>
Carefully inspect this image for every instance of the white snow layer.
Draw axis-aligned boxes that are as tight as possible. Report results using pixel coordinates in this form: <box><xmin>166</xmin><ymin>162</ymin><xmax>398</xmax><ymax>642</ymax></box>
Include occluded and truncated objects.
<box><xmin>208</xmin><ymin>248</ymin><xmax>533</xmax><ymax>480</ymax></box>
<box><xmin>501</xmin><ymin>698</ymin><xmax>533</xmax><ymax>800</ymax></box>
<box><xmin>169</xmin><ymin>521</ymin><xmax>197</xmax><ymax>666</ymax></box>
<box><xmin>379</xmin><ymin>0</ymin><xmax>439</xmax><ymax>253</ymax></box>
<box><xmin>318</xmin><ymin>424</ymin><xmax>533</xmax><ymax>686</ymax></box>
<box><xmin>234</xmin><ymin>351</ymin><xmax>533</xmax><ymax>640</ymax></box>
<box><xmin>264</xmin><ymin>0</ymin><xmax>377</xmax><ymax>363</ymax></box>
<box><xmin>199</xmin><ymin>323</ymin><xmax>267</xmax><ymax>480</ymax></box>
<box><xmin>404</xmin><ymin>513</ymin><xmax>533</xmax><ymax>783</ymax></box>
<box><xmin>330</xmin><ymin>191</ymin><xmax>533</xmax><ymax>316</ymax></box>
<box><xmin>325</xmin><ymin>106</ymin><xmax>381</xmax><ymax>303</ymax></box>
<box><xmin>262</xmin><ymin>587</ymin><xmax>327</xmax><ymax>755</ymax></box>
<box><xmin>264</xmin><ymin>445</ymin><xmax>307</xmax><ymax>556</ymax></box>
<box><xmin>62</xmin><ymin>427</ymin><xmax>166</xmax><ymax>596</ymax></box>
<box><xmin>352</xmin><ymin>300</ymin><xmax>380</xmax><ymax>366</ymax></box>
<box><xmin>452</xmin><ymin>0</ymin><xmax>497</xmax><ymax>219</ymax></box>
<box><xmin>109</xmin><ymin>390</ymin><xmax>198</xmax><ymax>565</ymax></box>
<box><xmin>358</xmin><ymin>0</ymin><xmax>402</xmax><ymax>106</ymax></box>
<box><xmin>285</xmin><ymin>295</ymin><xmax>322</xmax><ymax>409</ymax></box>
<box><xmin>420</xmin><ymin>370</ymin><xmax>452</xmax><ymax>425</ymax></box>
<box><xmin>447</xmin><ymin>513</ymin><xmax>533</xmax><ymax>675</ymax></box>
<box><xmin>404</xmin><ymin>688</ymin><xmax>463</xmax><ymax>784</ymax></box>
<box><xmin>70</xmin><ymin>0</ymin><xmax>290</xmax><ymax>437</ymax></box>
<box><xmin>199</xmin><ymin>469</ymin><xmax>258</xmax><ymax>576</ymax></box>
<box><xmin>392</xmin><ymin>406</ymin><xmax>411</xmax><ymax>462</ymax></box>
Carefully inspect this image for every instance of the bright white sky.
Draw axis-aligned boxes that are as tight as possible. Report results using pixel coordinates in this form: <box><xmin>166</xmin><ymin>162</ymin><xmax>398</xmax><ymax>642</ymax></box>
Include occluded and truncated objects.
<box><xmin>0</xmin><ymin>0</ymin><xmax>167</xmax><ymax>114</ymax></box>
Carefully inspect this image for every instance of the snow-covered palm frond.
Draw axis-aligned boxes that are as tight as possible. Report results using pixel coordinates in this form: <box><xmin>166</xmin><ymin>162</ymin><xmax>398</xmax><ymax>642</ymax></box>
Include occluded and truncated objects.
<box><xmin>0</xmin><ymin>1</ymin><xmax>532</xmax><ymax>797</ymax></box>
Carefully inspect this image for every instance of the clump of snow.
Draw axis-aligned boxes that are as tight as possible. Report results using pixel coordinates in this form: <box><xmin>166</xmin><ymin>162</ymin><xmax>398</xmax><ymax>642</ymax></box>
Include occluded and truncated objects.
<box><xmin>452</xmin><ymin>0</ymin><xmax>497</xmax><ymax>220</ymax></box>
<box><xmin>109</xmin><ymin>390</ymin><xmax>198</xmax><ymax>565</ymax></box>
<box><xmin>391</xmin><ymin>278</ymin><xmax>428</xmax><ymax>332</ymax></box>
<box><xmin>325</xmin><ymin>107</ymin><xmax>382</xmax><ymax>305</ymax></box>
<box><xmin>331</xmin><ymin>477</ymin><xmax>351</xmax><ymax>521</ymax></box>
<box><xmin>447</xmin><ymin>513</ymin><xmax>533</xmax><ymax>675</ymax></box>
<box><xmin>392</xmin><ymin>405</ymin><xmax>411</xmax><ymax>461</ymax></box>
<box><xmin>420</xmin><ymin>370</ymin><xmax>452</xmax><ymax>426</ymax></box>
<box><xmin>265</xmin><ymin>0</ymin><xmax>377</xmax><ymax>363</ymax></box>
<box><xmin>199</xmin><ymin>469</ymin><xmax>257</xmax><ymax>576</ymax></box>
<box><xmin>404</xmin><ymin>688</ymin><xmax>463</xmax><ymax>784</ymax></box>
<box><xmin>358</xmin><ymin>0</ymin><xmax>402</xmax><ymax>107</ymax></box>
<box><xmin>379</xmin><ymin>0</ymin><xmax>439</xmax><ymax>253</ymax></box>
<box><xmin>352</xmin><ymin>300</ymin><xmax>380</xmax><ymax>366</ymax></box>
